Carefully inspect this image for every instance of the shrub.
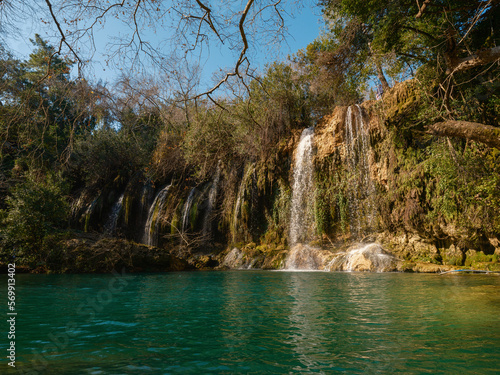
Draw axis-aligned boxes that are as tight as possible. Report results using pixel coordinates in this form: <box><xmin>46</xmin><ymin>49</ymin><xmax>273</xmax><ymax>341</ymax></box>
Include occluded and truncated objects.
<box><xmin>0</xmin><ymin>171</ymin><xmax>69</xmax><ymax>266</ymax></box>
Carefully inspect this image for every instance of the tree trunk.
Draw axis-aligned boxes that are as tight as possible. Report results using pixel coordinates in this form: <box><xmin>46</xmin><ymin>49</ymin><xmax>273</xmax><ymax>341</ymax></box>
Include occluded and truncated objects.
<box><xmin>369</xmin><ymin>42</ymin><xmax>390</xmax><ymax>91</ymax></box>
<box><xmin>375</xmin><ymin>61</ymin><xmax>390</xmax><ymax>91</ymax></box>
<box><xmin>427</xmin><ymin>121</ymin><xmax>500</xmax><ymax>149</ymax></box>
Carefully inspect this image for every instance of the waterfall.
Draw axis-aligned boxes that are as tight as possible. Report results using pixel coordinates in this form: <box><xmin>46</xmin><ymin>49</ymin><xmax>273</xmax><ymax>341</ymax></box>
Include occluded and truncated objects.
<box><xmin>202</xmin><ymin>162</ymin><xmax>221</xmax><ymax>237</ymax></box>
<box><xmin>232</xmin><ymin>165</ymin><xmax>254</xmax><ymax>242</ymax></box>
<box><xmin>104</xmin><ymin>193</ymin><xmax>124</xmax><ymax>235</ymax></box>
<box><xmin>181</xmin><ymin>188</ymin><xmax>196</xmax><ymax>232</ymax></box>
<box><xmin>143</xmin><ymin>185</ymin><xmax>171</xmax><ymax>246</ymax></box>
<box><xmin>84</xmin><ymin>198</ymin><xmax>98</xmax><ymax>232</ymax></box>
<box><xmin>232</xmin><ymin>183</ymin><xmax>244</xmax><ymax>242</ymax></box>
<box><xmin>289</xmin><ymin>127</ymin><xmax>315</xmax><ymax>246</ymax></box>
<box><xmin>140</xmin><ymin>183</ymin><xmax>154</xmax><ymax>217</ymax></box>
<box><xmin>344</xmin><ymin>105</ymin><xmax>376</xmax><ymax>237</ymax></box>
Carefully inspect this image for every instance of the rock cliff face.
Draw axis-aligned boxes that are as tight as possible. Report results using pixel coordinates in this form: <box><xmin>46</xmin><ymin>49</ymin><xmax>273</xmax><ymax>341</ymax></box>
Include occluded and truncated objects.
<box><xmin>69</xmin><ymin>80</ymin><xmax>500</xmax><ymax>273</ymax></box>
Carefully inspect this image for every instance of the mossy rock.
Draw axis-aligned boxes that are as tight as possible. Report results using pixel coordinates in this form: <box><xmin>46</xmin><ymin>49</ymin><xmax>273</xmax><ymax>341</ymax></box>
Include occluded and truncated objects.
<box><xmin>441</xmin><ymin>245</ymin><xmax>465</xmax><ymax>266</ymax></box>
<box><xmin>465</xmin><ymin>250</ymin><xmax>500</xmax><ymax>269</ymax></box>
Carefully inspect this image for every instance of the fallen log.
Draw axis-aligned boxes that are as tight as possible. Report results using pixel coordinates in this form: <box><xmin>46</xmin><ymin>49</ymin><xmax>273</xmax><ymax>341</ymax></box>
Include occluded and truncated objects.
<box><xmin>445</xmin><ymin>46</ymin><xmax>500</xmax><ymax>75</ymax></box>
<box><xmin>427</xmin><ymin>120</ymin><xmax>500</xmax><ymax>149</ymax></box>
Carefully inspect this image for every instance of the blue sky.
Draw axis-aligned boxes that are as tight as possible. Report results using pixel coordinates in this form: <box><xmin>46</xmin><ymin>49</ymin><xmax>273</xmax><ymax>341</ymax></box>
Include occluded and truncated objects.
<box><xmin>7</xmin><ymin>0</ymin><xmax>324</xmax><ymax>87</ymax></box>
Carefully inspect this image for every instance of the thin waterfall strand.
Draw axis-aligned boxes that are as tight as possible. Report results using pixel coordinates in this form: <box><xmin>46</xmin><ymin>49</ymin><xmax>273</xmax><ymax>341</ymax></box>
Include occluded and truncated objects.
<box><xmin>143</xmin><ymin>185</ymin><xmax>171</xmax><ymax>246</ymax></box>
<box><xmin>203</xmin><ymin>162</ymin><xmax>221</xmax><ymax>237</ymax></box>
<box><xmin>232</xmin><ymin>166</ymin><xmax>253</xmax><ymax>242</ymax></box>
<box><xmin>104</xmin><ymin>193</ymin><xmax>124</xmax><ymax>235</ymax></box>
<box><xmin>289</xmin><ymin>127</ymin><xmax>315</xmax><ymax>246</ymax></box>
<box><xmin>344</xmin><ymin>105</ymin><xmax>375</xmax><ymax>237</ymax></box>
<box><xmin>181</xmin><ymin>188</ymin><xmax>196</xmax><ymax>232</ymax></box>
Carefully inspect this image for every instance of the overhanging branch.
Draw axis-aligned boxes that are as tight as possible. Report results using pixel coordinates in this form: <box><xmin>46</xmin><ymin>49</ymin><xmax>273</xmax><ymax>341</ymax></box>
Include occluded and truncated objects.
<box><xmin>192</xmin><ymin>0</ymin><xmax>255</xmax><ymax>99</ymax></box>
<box><xmin>44</xmin><ymin>0</ymin><xmax>83</xmax><ymax>74</ymax></box>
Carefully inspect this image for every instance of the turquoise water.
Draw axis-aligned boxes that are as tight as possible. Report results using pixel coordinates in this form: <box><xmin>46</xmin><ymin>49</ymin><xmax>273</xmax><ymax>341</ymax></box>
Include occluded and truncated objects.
<box><xmin>1</xmin><ymin>271</ymin><xmax>499</xmax><ymax>374</ymax></box>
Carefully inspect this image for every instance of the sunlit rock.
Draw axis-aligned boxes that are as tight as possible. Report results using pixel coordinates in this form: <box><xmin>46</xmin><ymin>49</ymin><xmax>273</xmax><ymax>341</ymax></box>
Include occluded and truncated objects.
<box><xmin>327</xmin><ymin>243</ymin><xmax>400</xmax><ymax>272</ymax></box>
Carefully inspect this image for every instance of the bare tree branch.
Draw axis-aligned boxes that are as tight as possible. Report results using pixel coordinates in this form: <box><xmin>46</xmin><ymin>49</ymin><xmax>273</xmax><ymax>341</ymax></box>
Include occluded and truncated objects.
<box><xmin>193</xmin><ymin>0</ymin><xmax>223</xmax><ymax>43</ymax></box>
<box><xmin>415</xmin><ymin>0</ymin><xmax>431</xmax><ymax>18</ymax></box>
<box><xmin>44</xmin><ymin>0</ymin><xmax>83</xmax><ymax>73</ymax></box>
<box><xmin>192</xmin><ymin>0</ymin><xmax>256</xmax><ymax>99</ymax></box>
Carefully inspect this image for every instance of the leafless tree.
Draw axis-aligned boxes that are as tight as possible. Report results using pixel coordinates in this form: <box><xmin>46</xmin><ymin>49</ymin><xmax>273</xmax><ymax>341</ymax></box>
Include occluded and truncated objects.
<box><xmin>2</xmin><ymin>0</ymin><xmax>300</xmax><ymax>98</ymax></box>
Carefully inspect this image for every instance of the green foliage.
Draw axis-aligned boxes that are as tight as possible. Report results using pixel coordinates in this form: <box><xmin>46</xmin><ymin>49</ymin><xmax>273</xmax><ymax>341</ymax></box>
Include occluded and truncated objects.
<box><xmin>320</xmin><ymin>0</ymin><xmax>499</xmax><ymax>64</ymax></box>
<box><xmin>451</xmin><ymin>77</ymin><xmax>500</xmax><ymax>126</ymax></box>
<box><xmin>314</xmin><ymin>185</ymin><xmax>329</xmax><ymax>236</ymax></box>
<box><xmin>0</xmin><ymin>35</ymin><xmax>104</xmax><ymax>175</ymax></box>
<box><xmin>0</xmin><ymin>171</ymin><xmax>69</xmax><ymax>265</ymax></box>
<box><xmin>69</xmin><ymin>127</ymin><xmax>147</xmax><ymax>186</ymax></box>
<box><xmin>336</xmin><ymin>191</ymin><xmax>349</xmax><ymax>234</ymax></box>
<box><xmin>378</xmin><ymin>128</ymin><xmax>500</xmax><ymax>240</ymax></box>
<box><xmin>181</xmin><ymin>103</ymin><xmax>238</xmax><ymax>177</ymax></box>
<box><xmin>181</xmin><ymin>62</ymin><xmax>312</xmax><ymax>180</ymax></box>
<box><xmin>313</xmin><ymin>160</ymin><xmax>349</xmax><ymax>237</ymax></box>
<box><xmin>120</xmin><ymin>107</ymin><xmax>163</xmax><ymax>157</ymax></box>
<box><xmin>294</xmin><ymin>33</ymin><xmax>368</xmax><ymax>109</ymax></box>
<box><xmin>425</xmin><ymin>141</ymin><xmax>500</xmax><ymax>234</ymax></box>
<box><xmin>314</xmin><ymin>0</ymin><xmax>500</xmax><ymax>112</ymax></box>
<box><xmin>245</xmin><ymin>62</ymin><xmax>313</xmax><ymax>136</ymax></box>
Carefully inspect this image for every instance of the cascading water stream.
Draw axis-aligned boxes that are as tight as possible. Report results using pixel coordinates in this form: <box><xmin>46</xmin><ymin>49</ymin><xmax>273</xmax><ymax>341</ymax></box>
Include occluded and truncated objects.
<box><xmin>232</xmin><ymin>187</ymin><xmax>244</xmax><ymax>242</ymax></box>
<box><xmin>344</xmin><ymin>105</ymin><xmax>376</xmax><ymax>237</ymax></box>
<box><xmin>232</xmin><ymin>166</ymin><xmax>254</xmax><ymax>242</ymax></box>
<box><xmin>181</xmin><ymin>188</ymin><xmax>196</xmax><ymax>232</ymax></box>
<box><xmin>143</xmin><ymin>185</ymin><xmax>171</xmax><ymax>246</ymax></box>
<box><xmin>289</xmin><ymin>127</ymin><xmax>315</xmax><ymax>246</ymax></box>
<box><xmin>140</xmin><ymin>184</ymin><xmax>154</xmax><ymax>217</ymax></box>
<box><xmin>83</xmin><ymin>198</ymin><xmax>98</xmax><ymax>232</ymax></box>
<box><xmin>203</xmin><ymin>162</ymin><xmax>221</xmax><ymax>237</ymax></box>
<box><xmin>284</xmin><ymin>127</ymin><xmax>317</xmax><ymax>270</ymax></box>
<box><xmin>104</xmin><ymin>193</ymin><xmax>124</xmax><ymax>235</ymax></box>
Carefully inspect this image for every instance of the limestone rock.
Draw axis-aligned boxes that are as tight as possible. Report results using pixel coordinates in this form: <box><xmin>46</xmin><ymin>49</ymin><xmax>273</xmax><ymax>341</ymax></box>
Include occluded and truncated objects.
<box><xmin>327</xmin><ymin>243</ymin><xmax>401</xmax><ymax>272</ymax></box>
<box><xmin>441</xmin><ymin>244</ymin><xmax>464</xmax><ymax>266</ymax></box>
<box><xmin>284</xmin><ymin>244</ymin><xmax>333</xmax><ymax>270</ymax></box>
<box><xmin>409</xmin><ymin>235</ymin><xmax>440</xmax><ymax>262</ymax></box>
<box><xmin>222</xmin><ymin>248</ymin><xmax>246</xmax><ymax>269</ymax></box>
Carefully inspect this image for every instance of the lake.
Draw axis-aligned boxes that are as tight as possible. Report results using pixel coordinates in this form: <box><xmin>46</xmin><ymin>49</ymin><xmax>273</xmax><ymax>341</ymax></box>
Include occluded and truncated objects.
<box><xmin>1</xmin><ymin>271</ymin><xmax>499</xmax><ymax>374</ymax></box>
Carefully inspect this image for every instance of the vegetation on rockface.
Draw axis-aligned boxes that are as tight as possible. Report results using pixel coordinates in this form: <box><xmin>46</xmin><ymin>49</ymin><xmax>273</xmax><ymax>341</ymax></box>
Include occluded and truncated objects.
<box><xmin>375</xmin><ymin>121</ymin><xmax>500</xmax><ymax>249</ymax></box>
<box><xmin>313</xmin><ymin>156</ymin><xmax>352</xmax><ymax>240</ymax></box>
<box><xmin>1</xmin><ymin>2</ymin><xmax>499</xmax><ymax>272</ymax></box>
<box><xmin>308</xmin><ymin>91</ymin><xmax>499</xmax><ymax>270</ymax></box>
<box><xmin>366</xmin><ymin>74</ymin><xmax>500</xmax><ymax>267</ymax></box>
